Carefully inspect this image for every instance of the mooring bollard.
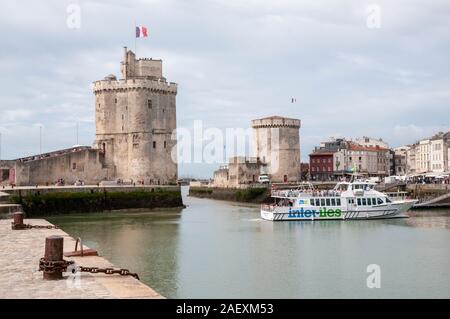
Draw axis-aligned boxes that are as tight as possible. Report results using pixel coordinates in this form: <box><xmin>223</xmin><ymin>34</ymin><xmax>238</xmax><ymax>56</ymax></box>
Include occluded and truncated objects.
<box><xmin>43</xmin><ymin>235</ymin><xmax>64</xmax><ymax>280</ymax></box>
<box><xmin>11</xmin><ymin>212</ymin><xmax>24</xmax><ymax>229</ymax></box>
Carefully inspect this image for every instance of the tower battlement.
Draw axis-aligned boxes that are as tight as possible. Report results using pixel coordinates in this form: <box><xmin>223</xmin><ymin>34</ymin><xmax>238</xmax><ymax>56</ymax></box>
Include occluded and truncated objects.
<box><xmin>120</xmin><ymin>47</ymin><xmax>165</xmax><ymax>79</ymax></box>
<box><xmin>251</xmin><ymin>116</ymin><xmax>301</xmax><ymax>129</ymax></box>
<box><xmin>93</xmin><ymin>78</ymin><xmax>177</xmax><ymax>94</ymax></box>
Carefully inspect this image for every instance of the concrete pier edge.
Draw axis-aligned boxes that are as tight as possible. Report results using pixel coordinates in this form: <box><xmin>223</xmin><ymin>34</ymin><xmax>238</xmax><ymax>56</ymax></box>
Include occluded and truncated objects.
<box><xmin>0</xmin><ymin>218</ymin><xmax>164</xmax><ymax>299</ymax></box>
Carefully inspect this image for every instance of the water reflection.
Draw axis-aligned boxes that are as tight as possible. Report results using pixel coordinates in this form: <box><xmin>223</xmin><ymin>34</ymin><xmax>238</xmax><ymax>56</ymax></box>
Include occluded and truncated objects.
<box><xmin>48</xmin><ymin>209</ymin><xmax>182</xmax><ymax>298</ymax></box>
<box><xmin>48</xmin><ymin>190</ymin><xmax>450</xmax><ymax>299</ymax></box>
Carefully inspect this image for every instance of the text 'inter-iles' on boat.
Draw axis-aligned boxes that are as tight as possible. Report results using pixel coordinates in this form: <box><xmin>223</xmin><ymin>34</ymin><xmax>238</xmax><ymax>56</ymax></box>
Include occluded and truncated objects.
<box><xmin>261</xmin><ymin>181</ymin><xmax>418</xmax><ymax>221</ymax></box>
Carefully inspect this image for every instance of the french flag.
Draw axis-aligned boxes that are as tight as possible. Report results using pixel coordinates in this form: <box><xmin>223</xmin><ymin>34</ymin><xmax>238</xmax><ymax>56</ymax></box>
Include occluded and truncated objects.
<box><xmin>136</xmin><ymin>26</ymin><xmax>148</xmax><ymax>38</ymax></box>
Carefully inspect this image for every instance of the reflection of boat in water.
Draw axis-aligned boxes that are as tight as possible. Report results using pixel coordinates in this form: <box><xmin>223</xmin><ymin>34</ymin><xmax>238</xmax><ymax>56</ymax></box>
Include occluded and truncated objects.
<box><xmin>261</xmin><ymin>181</ymin><xmax>417</xmax><ymax>221</ymax></box>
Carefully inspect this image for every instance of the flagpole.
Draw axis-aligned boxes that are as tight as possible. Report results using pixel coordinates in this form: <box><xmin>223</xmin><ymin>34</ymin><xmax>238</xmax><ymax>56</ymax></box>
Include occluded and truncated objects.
<box><xmin>134</xmin><ymin>19</ymin><xmax>137</xmax><ymax>54</ymax></box>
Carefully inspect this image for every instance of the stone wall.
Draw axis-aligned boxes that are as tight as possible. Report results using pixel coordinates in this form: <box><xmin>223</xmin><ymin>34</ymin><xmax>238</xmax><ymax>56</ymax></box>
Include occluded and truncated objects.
<box><xmin>228</xmin><ymin>156</ymin><xmax>262</xmax><ymax>186</ymax></box>
<box><xmin>189</xmin><ymin>186</ymin><xmax>269</xmax><ymax>203</ymax></box>
<box><xmin>213</xmin><ymin>167</ymin><xmax>230</xmax><ymax>187</ymax></box>
<box><xmin>8</xmin><ymin>186</ymin><xmax>183</xmax><ymax>216</ymax></box>
<box><xmin>0</xmin><ymin>160</ymin><xmax>15</xmax><ymax>186</ymax></box>
<box><xmin>12</xmin><ymin>149</ymin><xmax>109</xmax><ymax>186</ymax></box>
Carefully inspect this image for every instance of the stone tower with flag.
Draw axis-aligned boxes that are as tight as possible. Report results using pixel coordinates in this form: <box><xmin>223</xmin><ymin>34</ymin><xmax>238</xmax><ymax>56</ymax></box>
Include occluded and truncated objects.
<box><xmin>93</xmin><ymin>47</ymin><xmax>178</xmax><ymax>184</ymax></box>
<box><xmin>251</xmin><ymin>116</ymin><xmax>301</xmax><ymax>182</ymax></box>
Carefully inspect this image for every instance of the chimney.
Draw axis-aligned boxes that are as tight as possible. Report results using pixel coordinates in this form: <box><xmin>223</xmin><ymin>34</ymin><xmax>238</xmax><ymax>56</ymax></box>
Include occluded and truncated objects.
<box><xmin>123</xmin><ymin>46</ymin><xmax>128</xmax><ymax>79</ymax></box>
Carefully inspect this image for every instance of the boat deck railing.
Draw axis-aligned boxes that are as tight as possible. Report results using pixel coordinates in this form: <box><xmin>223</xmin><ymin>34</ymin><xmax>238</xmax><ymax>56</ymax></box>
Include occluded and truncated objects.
<box><xmin>271</xmin><ymin>190</ymin><xmax>343</xmax><ymax>198</ymax></box>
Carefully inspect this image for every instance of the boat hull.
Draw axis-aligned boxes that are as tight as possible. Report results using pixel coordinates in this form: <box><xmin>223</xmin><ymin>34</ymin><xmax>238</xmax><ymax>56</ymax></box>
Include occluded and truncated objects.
<box><xmin>261</xmin><ymin>200</ymin><xmax>416</xmax><ymax>221</ymax></box>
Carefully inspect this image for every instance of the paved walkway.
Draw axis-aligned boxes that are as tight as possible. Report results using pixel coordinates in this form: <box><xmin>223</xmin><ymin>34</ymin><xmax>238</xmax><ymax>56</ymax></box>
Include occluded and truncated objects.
<box><xmin>0</xmin><ymin>219</ymin><xmax>163</xmax><ymax>298</ymax></box>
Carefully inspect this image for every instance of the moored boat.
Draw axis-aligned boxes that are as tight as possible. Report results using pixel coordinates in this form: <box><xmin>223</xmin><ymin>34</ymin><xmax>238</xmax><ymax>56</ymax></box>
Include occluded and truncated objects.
<box><xmin>261</xmin><ymin>181</ymin><xmax>417</xmax><ymax>221</ymax></box>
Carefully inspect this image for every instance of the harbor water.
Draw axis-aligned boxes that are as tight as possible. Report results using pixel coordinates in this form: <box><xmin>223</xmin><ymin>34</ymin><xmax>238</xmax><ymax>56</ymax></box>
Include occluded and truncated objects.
<box><xmin>47</xmin><ymin>186</ymin><xmax>450</xmax><ymax>298</ymax></box>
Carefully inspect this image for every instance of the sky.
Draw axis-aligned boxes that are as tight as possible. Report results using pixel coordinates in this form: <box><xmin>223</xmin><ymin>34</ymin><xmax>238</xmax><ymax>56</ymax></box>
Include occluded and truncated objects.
<box><xmin>0</xmin><ymin>0</ymin><xmax>449</xmax><ymax>178</ymax></box>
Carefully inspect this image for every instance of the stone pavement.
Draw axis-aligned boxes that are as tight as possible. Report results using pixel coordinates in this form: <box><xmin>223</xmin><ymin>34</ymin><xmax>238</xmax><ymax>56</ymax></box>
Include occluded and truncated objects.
<box><xmin>0</xmin><ymin>219</ymin><xmax>163</xmax><ymax>298</ymax></box>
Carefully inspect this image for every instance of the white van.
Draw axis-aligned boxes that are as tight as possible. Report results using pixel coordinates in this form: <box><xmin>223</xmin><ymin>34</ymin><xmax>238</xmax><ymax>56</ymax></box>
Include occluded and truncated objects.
<box><xmin>258</xmin><ymin>175</ymin><xmax>270</xmax><ymax>184</ymax></box>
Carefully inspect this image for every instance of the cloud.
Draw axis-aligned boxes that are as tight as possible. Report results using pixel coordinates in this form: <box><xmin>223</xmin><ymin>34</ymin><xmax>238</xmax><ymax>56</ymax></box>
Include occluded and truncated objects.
<box><xmin>392</xmin><ymin>124</ymin><xmax>450</xmax><ymax>145</ymax></box>
<box><xmin>0</xmin><ymin>0</ymin><xmax>449</xmax><ymax>178</ymax></box>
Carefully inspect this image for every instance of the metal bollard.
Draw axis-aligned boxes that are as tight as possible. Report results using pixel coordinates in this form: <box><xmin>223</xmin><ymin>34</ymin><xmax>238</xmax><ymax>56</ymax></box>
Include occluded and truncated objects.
<box><xmin>43</xmin><ymin>235</ymin><xmax>64</xmax><ymax>280</ymax></box>
<box><xmin>11</xmin><ymin>212</ymin><xmax>24</xmax><ymax>229</ymax></box>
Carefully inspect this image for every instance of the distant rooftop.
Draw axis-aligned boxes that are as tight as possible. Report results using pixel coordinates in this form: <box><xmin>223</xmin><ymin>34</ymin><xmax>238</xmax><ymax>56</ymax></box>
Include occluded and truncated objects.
<box><xmin>347</xmin><ymin>142</ymin><xmax>388</xmax><ymax>152</ymax></box>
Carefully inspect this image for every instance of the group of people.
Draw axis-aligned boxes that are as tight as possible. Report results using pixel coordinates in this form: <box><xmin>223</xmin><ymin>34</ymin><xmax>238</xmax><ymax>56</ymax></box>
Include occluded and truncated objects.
<box><xmin>406</xmin><ymin>176</ymin><xmax>450</xmax><ymax>185</ymax></box>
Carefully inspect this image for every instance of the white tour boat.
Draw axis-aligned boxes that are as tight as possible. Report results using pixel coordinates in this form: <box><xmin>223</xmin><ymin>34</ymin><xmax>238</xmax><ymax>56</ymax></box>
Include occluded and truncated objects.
<box><xmin>261</xmin><ymin>181</ymin><xmax>417</xmax><ymax>221</ymax></box>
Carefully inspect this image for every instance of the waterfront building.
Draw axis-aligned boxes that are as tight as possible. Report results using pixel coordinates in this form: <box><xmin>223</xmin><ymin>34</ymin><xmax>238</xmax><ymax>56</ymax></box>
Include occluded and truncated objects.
<box><xmin>406</xmin><ymin>146</ymin><xmax>416</xmax><ymax>173</ymax></box>
<box><xmin>310</xmin><ymin>137</ymin><xmax>347</xmax><ymax>180</ymax></box>
<box><xmin>448</xmin><ymin>144</ymin><xmax>450</xmax><ymax>172</ymax></box>
<box><xmin>354</xmin><ymin>136</ymin><xmax>389</xmax><ymax>149</ymax></box>
<box><xmin>416</xmin><ymin>139</ymin><xmax>431</xmax><ymax>173</ymax></box>
<box><xmin>228</xmin><ymin>156</ymin><xmax>265</xmax><ymax>186</ymax></box>
<box><xmin>347</xmin><ymin>142</ymin><xmax>389</xmax><ymax>176</ymax></box>
<box><xmin>94</xmin><ymin>47</ymin><xmax>178</xmax><ymax>184</ymax></box>
<box><xmin>318</xmin><ymin>137</ymin><xmax>347</xmax><ymax>152</ymax></box>
<box><xmin>309</xmin><ymin>151</ymin><xmax>334</xmax><ymax>181</ymax></box>
<box><xmin>212</xmin><ymin>165</ymin><xmax>230</xmax><ymax>188</ymax></box>
<box><xmin>212</xmin><ymin>157</ymin><xmax>266</xmax><ymax>188</ymax></box>
<box><xmin>430</xmin><ymin>133</ymin><xmax>449</xmax><ymax>172</ymax></box>
<box><xmin>0</xmin><ymin>48</ymin><xmax>178</xmax><ymax>186</ymax></box>
<box><xmin>403</xmin><ymin>131</ymin><xmax>450</xmax><ymax>174</ymax></box>
<box><xmin>309</xmin><ymin>138</ymin><xmax>390</xmax><ymax>180</ymax></box>
<box><xmin>393</xmin><ymin>146</ymin><xmax>409</xmax><ymax>176</ymax></box>
<box><xmin>251</xmin><ymin>116</ymin><xmax>301</xmax><ymax>182</ymax></box>
<box><xmin>211</xmin><ymin>115</ymin><xmax>301</xmax><ymax>186</ymax></box>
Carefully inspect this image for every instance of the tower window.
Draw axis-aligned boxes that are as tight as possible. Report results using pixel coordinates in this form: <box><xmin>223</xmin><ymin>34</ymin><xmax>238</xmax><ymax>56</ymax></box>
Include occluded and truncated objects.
<box><xmin>153</xmin><ymin>141</ymin><xmax>156</xmax><ymax>148</ymax></box>
<box><xmin>164</xmin><ymin>141</ymin><xmax>167</xmax><ymax>148</ymax></box>
<box><xmin>115</xmin><ymin>98</ymin><xmax>117</xmax><ymax>104</ymax></box>
<box><xmin>72</xmin><ymin>163</ymin><xmax>77</xmax><ymax>170</ymax></box>
<box><xmin>148</xmin><ymin>100</ymin><xmax>152</xmax><ymax>109</ymax></box>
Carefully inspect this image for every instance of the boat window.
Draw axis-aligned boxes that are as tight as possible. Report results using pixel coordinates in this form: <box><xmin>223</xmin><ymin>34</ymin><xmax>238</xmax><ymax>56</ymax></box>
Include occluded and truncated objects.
<box><xmin>311</xmin><ymin>199</ymin><xmax>315</xmax><ymax>206</ymax></box>
<box><xmin>336</xmin><ymin>198</ymin><xmax>341</xmax><ymax>206</ymax></box>
<box><xmin>362</xmin><ymin>198</ymin><xmax>367</xmax><ymax>206</ymax></box>
<box><xmin>320</xmin><ymin>199</ymin><xmax>325</xmax><ymax>206</ymax></box>
<box><xmin>315</xmin><ymin>199</ymin><xmax>320</xmax><ymax>206</ymax></box>
<box><xmin>326</xmin><ymin>198</ymin><xmax>331</xmax><ymax>206</ymax></box>
<box><xmin>331</xmin><ymin>198</ymin><xmax>336</xmax><ymax>206</ymax></box>
<box><xmin>377</xmin><ymin>198</ymin><xmax>383</xmax><ymax>205</ymax></box>
<box><xmin>372</xmin><ymin>198</ymin><xmax>376</xmax><ymax>205</ymax></box>
<box><xmin>357</xmin><ymin>198</ymin><xmax>361</xmax><ymax>206</ymax></box>
<box><xmin>386</xmin><ymin>197</ymin><xmax>392</xmax><ymax>203</ymax></box>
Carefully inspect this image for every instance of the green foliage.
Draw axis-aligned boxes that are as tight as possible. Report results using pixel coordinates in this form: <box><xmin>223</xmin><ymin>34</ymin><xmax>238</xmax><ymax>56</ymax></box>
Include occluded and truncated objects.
<box><xmin>10</xmin><ymin>189</ymin><xmax>183</xmax><ymax>216</ymax></box>
<box><xmin>190</xmin><ymin>187</ymin><xmax>213</xmax><ymax>194</ymax></box>
<box><xmin>235</xmin><ymin>188</ymin><xmax>267</xmax><ymax>201</ymax></box>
